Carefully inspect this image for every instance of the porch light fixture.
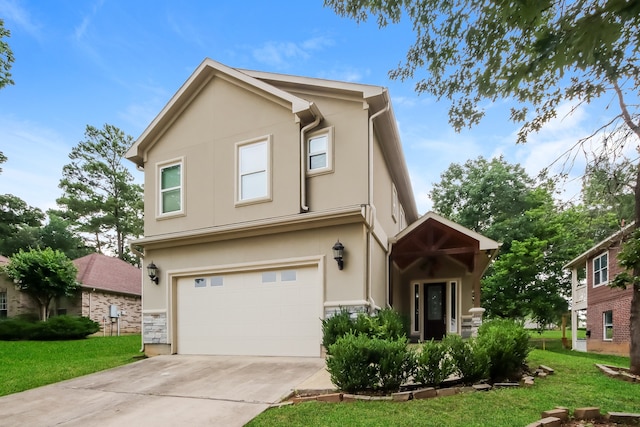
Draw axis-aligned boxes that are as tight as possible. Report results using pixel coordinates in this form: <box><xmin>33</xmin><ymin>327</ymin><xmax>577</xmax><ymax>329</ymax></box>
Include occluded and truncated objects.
<box><xmin>332</xmin><ymin>240</ymin><xmax>345</xmax><ymax>270</ymax></box>
<box><xmin>147</xmin><ymin>261</ymin><xmax>159</xmax><ymax>284</ymax></box>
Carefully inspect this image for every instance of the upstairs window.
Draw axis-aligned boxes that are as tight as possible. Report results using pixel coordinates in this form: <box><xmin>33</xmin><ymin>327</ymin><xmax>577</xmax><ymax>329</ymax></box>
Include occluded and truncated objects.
<box><xmin>237</xmin><ymin>136</ymin><xmax>271</xmax><ymax>204</ymax></box>
<box><xmin>593</xmin><ymin>252</ymin><xmax>608</xmax><ymax>287</ymax></box>
<box><xmin>307</xmin><ymin>128</ymin><xmax>333</xmax><ymax>175</ymax></box>
<box><xmin>159</xmin><ymin>160</ymin><xmax>183</xmax><ymax>216</ymax></box>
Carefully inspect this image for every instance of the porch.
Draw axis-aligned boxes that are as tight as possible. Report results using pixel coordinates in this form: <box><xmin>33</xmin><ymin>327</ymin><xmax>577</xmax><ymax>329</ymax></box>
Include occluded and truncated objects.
<box><xmin>388</xmin><ymin>212</ymin><xmax>499</xmax><ymax>342</ymax></box>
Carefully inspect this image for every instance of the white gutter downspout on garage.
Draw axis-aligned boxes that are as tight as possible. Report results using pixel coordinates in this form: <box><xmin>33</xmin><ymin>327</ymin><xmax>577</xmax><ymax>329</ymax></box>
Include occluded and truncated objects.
<box><xmin>300</xmin><ymin>103</ymin><xmax>322</xmax><ymax>213</ymax></box>
<box><xmin>366</xmin><ymin>93</ymin><xmax>390</xmax><ymax>311</ymax></box>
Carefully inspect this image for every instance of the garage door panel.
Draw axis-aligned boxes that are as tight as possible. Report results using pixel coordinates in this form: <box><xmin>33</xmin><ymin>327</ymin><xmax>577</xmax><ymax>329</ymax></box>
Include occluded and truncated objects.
<box><xmin>176</xmin><ymin>264</ymin><xmax>322</xmax><ymax>357</ymax></box>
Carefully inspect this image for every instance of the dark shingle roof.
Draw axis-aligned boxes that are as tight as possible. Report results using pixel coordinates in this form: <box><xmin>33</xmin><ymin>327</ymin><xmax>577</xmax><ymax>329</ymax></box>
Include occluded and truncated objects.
<box><xmin>73</xmin><ymin>253</ymin><xmax>141</xmax><ymax>296</ymax></box>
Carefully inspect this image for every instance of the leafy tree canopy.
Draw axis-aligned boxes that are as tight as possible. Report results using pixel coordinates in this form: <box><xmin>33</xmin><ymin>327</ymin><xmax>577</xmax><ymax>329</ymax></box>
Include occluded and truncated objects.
<box><xmin>0</xmin><ymin>194</ymin><xmax>44</xmax><ymax>256</ymax></box>
<box><xmin>325</xmin><ymin>0</ymin><xmax>640</xmax><ymax>142</ymax></box>
<box><xmin>0</xmin><ymin>19</ymin><xmax>14</xmax><ymax>90</ymax></box>
<box><xmin>55</xmin><ymin>124</ymin><xmax>143</xmax><ymax>261</ymax></box>
<box><xmin>2</xmin><ymin>248</ymin><xmax>79</xmax><ymax>320</ymax></box>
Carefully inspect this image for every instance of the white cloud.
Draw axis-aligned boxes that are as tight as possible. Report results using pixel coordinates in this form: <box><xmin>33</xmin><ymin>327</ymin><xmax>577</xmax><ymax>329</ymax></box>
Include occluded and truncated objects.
<box><xmin>0</xmin><ymin>117</ymin><xmax>71</xmax><ymax>212</ymax></box>
<box><xmin>73</xmin><ymin>0</ymin><xmax>104</xmax><ymax>42</ymax></box>
<box><xmin>251</xmin><ymin>35</ymin><xmax>334</xmax><ymax>69</ymax></box>
<box><xmin>0</xmin><ymin>0</ymin><xmax>41</xmax><ymax>39</ymax></box>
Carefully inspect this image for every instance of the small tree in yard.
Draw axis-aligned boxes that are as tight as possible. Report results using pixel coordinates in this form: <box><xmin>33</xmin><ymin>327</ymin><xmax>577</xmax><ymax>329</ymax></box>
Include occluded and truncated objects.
<box><xmin>2</xmin><ymin>248</ymin><xmax>79</xmax><ymax>321</ymax></box>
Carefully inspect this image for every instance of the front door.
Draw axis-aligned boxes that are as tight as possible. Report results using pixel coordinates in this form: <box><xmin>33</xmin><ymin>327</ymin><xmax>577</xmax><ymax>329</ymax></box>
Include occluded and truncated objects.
<box><xmin>424</xmin><ymin>282</ymin><xmax>446</xmax><ymax>340</ymax></box>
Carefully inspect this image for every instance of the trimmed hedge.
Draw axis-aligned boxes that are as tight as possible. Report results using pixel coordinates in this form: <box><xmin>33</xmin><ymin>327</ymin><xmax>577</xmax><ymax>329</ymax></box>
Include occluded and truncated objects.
<box><xmin>0</xmin><ymin>316</ymin><xmax>100</xmax><ymax>340</ymax></box>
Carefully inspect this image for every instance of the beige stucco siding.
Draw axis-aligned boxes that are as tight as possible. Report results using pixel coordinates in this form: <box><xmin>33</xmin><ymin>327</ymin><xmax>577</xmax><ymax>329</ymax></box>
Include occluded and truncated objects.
<box><xmin>142</xmin><ymin>223</ymin><xmax>368</xmax><ymax>311</ymax></box>
<box><xmin>372</xmin><ymin>131</ymin><xmax>403</xmax><ymax>238</ymax></box>
<box><xmin>144</xmin><ymin>76</ymin><xmax>301</xmax><ymax>237</ymax></box>
<box><xmin>370</xmin><ymin>237</ymin><xmax>388</xmax><ymax>309</ymax></box>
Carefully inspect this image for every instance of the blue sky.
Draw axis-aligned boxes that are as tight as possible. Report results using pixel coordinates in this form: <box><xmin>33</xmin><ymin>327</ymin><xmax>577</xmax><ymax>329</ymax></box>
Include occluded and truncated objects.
<box><xmin>0</xmin><ymin>0</ymin><xmax>620</xmax><ymax>215</ymax></box>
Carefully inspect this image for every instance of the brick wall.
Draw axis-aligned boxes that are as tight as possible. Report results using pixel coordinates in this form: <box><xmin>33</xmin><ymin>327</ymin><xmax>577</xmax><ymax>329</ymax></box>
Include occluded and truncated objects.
<box><xmin>81</xmin><ymin>290</ymin><xmax>141</xmax><ymax>334</ymax></box>
<box><xmin>586</xmin><ymin>245</ymin><xmax>633</xmax><ymax>356</ymax></box>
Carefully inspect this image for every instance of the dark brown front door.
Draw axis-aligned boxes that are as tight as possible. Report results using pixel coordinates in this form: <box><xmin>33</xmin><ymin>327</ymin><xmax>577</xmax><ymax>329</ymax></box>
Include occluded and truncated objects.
<box><xmin>424</xmin><ymin>282</ymin><xmax>446</xmax><ymax>340</ymax></box>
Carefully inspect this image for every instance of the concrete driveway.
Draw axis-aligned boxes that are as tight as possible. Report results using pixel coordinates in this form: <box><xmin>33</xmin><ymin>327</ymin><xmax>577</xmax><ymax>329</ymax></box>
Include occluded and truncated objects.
<box><xmin>0</xmin><ymin>355</ymin><xmax>325</xmax><ymax>427</ymax></box>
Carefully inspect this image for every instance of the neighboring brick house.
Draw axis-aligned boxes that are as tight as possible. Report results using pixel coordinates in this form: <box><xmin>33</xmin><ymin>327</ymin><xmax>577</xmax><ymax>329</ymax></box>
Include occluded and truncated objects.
<box><xmin>0</xmin><ymin>255</ymin><xmax>37</xmax><ymax>318</ymax></box>
<box><xmin>0</xmin><ymin>253</ymin><xmax>141</xmax><ymax>334</ymax></box>
<box><xmin>565</xmin><ymin>223</ymin><xmax>634</xmax><ymax>356</ymax></box>
<box><xmin>71</xmin><ymin>253</ymin><xmax>142</xmax><ymax>334</ymax></box>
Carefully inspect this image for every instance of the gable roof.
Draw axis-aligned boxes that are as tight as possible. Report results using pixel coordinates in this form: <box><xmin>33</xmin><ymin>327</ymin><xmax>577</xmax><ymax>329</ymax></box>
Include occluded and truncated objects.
<box><xmin>564</xmin><ymin>222</ymin><xmax>636</xmax><ymax>269</ymax></box>
<box><xmin>126</xmin><ymin>58</ymin><xmax>321</xmax><ymax>167</ymax></box>
<box><xmin>73</xmin><ymin>253</ymin><xmax>141</xmax><ymax>296</ymax></box>
<box><xmin>125</xmin><ymin>57</ymin><xmax>419</xmax><ymax>223</ymax></box>
<box><xmin>391</xmin><ymin>211</ymin><xmax>500</xmax><ymax>251</ymax></box>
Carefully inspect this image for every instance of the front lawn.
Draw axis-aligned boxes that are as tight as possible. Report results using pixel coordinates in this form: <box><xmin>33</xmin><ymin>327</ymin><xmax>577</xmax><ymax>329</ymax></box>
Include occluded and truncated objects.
<box><xmin>0</xmin><ymin>334</ymin><xmax>142</xmax><ymax>396</ymax></box>
<box><xmin>247</xmin><ymin>338</ymin><xmax>637</xmax><ymax>427</ymax></box>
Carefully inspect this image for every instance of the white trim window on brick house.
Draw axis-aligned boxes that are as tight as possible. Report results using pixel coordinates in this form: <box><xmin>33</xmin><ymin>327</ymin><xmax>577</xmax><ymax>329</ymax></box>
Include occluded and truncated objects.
<box><xmin>603</xmin><ymin>310</ymin><xmax>613</xmax><ymax>341</ymax></box>
<box><xmin>158</xmin><ymin>159</ymin><xmax>184</xmax><ymax>217</ymax></box>
<box><xmin>0</xmin><ymin>291</ymin><xmax>7</xmax><ymax>318</ymax></box>
<box><xmin>306</xmin><ymin>127</ymin><xmax>333</xmax><ymax>175</ymax></box>
<box><xmin>593</xmin><ymin>251</ymin><xmax>608</xmax><ymax>287</ymax></box>
<box><xmin>237</xmin><ymin>136</ymin><xmax>271</xmax><ymax>204</ymax></box>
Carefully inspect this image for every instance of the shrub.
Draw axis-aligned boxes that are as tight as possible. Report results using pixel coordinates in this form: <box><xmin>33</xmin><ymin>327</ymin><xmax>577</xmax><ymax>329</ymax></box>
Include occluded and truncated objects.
<box><xmin>0</xmin><ymin>318</ymin><xmax>36</xmax><ymax>340</ymax></box>
<box><xmin>29</xmin><ymin>316</ymin><xmax>100</xmax><ymax>340</ymax></box>
<box><xmin>477</xmin><ymin>318</ymin><xmax>531</xmax><ymax>382</ymax></box>
<box><xmin>414</xmin><ymin>339</ymin><xmax>455</xmax><ymax>387</ymax></box>
<box><xmin>326</xmin><ymin>332</ymin><xmax>379</xmax><ymax>392</ymax></box>
<box><xmin>321</xmin><ymin>307</ymin><xmax>407</xmax><ymax>354</ymax></box>
<box><xmin>321</xmin><ymin>308</ymin><xmax>356</xmax><ymax>350</ymax></box>
<box><xmin>443</xmin><ymin>334</ymin><xmax>488</xmax><ymax>384</ymax></box>
<box><xmin>326</xmin><ymin>332</ymin><xmax>414</xmax><ymax>393</ymax></box>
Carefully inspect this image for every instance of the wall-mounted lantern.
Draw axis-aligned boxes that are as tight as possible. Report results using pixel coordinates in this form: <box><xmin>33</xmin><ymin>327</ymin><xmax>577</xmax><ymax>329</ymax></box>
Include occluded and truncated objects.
<box><xmin>147</xmin><ymin>261</ymin><xmax>159</xmax><ymax>284</ymax></box>
<box><xmin>332</xmin><ymin>240</ymin><xmax>344</xmax><ymax>270</ymax></box>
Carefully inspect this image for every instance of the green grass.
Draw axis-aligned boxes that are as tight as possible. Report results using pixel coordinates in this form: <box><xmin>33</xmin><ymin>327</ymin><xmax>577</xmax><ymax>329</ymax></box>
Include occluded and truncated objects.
<box><xmin>247</xmin><ymin>339</ymin><xmax>637</xmax><ymax>427</ymax></box>
<box><xmin>0</xmin><ymin>335</ymin><xmax>142</xmax><ymax>396</ymax></box>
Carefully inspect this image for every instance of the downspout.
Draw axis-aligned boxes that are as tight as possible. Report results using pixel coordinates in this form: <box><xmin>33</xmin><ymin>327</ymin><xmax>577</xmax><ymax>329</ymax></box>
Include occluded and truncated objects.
<box><xmin>129</xmin><ymin>242</ymin><xmax>146</xmax><ymax>353</ymax></box>
<box><xmin>300</xmin><ymin>103</ymin><xmax>322</xmax><ymax>212</ymax></box>
<box><xmin>367</xmin><ymin>93</ymin><xmax>390</xmax><ymax>311</ymax></box>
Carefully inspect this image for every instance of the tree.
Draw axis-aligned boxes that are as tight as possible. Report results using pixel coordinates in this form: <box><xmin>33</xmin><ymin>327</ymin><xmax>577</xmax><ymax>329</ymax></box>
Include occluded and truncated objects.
<box><xmin>2</xmin><ymin>248</ymin><xmax>79</xmax><ymax>320</ymax></box>
<box><xmin>0</xmin><ymin>151</ymin><xmax>6</xmax><ymax>174</ymax></box>
<box><xmin>431</xmin><ymin>157</ymin><xmax>592</xmax><ymax>325</ymax></box>
<box><xmin>0</xmin><ymin>194</ymin><xmax>44</xmax><ymax>256</ymax></box>
<box><xmin>0</xmin><ymin>19</ymin><xmax>14</xmax><ymax>90</ymax></box>
<box><xmin>326</xmin><ymin>0</ymin><xmax>640</xmax><ymax>374</ymax></box>
<box><xmin>55</xmin><ymin>124</ymin><xmax>143</xmax><ymax>261</ymax></box>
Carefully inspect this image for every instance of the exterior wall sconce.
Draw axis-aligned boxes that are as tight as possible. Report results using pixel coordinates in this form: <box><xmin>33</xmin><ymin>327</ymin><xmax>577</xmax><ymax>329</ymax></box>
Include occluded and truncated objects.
<box><xmin>147</xmin><ymin>261</ymin><xmax>159</xmax><ymax>284</ymax></box>
<box><xmin>332</xmin><ymin>240</ymin><xmax>344</xmax><ymax>270</ymax></box>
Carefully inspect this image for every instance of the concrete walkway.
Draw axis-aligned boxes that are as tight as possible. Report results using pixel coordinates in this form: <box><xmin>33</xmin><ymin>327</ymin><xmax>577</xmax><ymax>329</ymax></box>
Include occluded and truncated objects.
<box><xmin>0</xmin><ymin>355</ymin><xmax>326</xmax><ymax>427</ymax></box>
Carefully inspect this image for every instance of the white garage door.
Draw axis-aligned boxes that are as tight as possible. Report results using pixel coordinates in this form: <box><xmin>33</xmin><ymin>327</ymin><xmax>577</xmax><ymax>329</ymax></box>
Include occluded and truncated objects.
<box><xmin>176</xmin><ymin>264</ymin><xmax>322</xmax><ymax>357</ymax></box>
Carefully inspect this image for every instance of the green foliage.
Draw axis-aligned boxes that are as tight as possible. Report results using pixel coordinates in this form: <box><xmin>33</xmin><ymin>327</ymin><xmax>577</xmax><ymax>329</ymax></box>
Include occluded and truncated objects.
<box><xmin>29</xmin><ymin>316</ymin><xmax>100</xmax><ymax>340</ymax></box>
<box><xmin>0</xmin><ymin>194</ymin><xmax>44</xmax><ymax>255</ymax></box>
<box><xmin>477</xmin><ymin>319</ymin><xmax>531</xmax><ymax>382</ymax></box>
<box><xmin>325</xmin><ymin>0</ymin><xmax>640</xmax><ymax>144</ymax></box>
<box><xmin>0</xmin><ymin>19</ymin><xmax>14</xmax><ymax>89</ymax></box>
<box><xmin>442</xmin><ymin>334</ymin><xmax>488</xmax><ymax>385</ymax></box>
<box><xmin>321</xmin><ymin>308</ymin><xmax>407</xmax><ymax>352</ymax></box>
<box><xmin>413</xmin><ymin>339</ymin><xmax>455</xmax><ymax>387</ymax></box>
<box><xmin>2</xmin><ymin>248</ymin><xmax>79</xmax><ymax>320</ymax></box>
<box><xmin>0</xmin><ymin>316</ymin><xmax>99</xmax><ymax>340</ymax></box>
<box><xmin>612</xmin><ymin>228</ymin><xmax>640</xmax><ymax>289</ymax></box>
<box><xmin>326</xmin><ymin>332</ymin><xmax>413</xmax><ymax>393</ymax></box>
<box><xmin>0</xmin><ymin>318</ymin><xmax>35</xmax><ymax>340</ymax></box>
<box><xmin>55</xmin><ymin>124</ymin><xmax>143</xmax><ymax>262</ymax></box>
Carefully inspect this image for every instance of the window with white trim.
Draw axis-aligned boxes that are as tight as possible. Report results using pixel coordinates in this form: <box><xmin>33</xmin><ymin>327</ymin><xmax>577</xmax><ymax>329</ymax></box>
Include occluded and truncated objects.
<box><xmin>159</xmin><ymin>161</ymin><xmax>183</xmax><ymax>215</ymax></box>
<box><xmin>593</xmin><ymin>252</ymin><xmax>608</xmax><ymax>287</ymax></box>
<box><xmin>238</xmin><ymin>137</ymin><xmax>270</xmax><ymax>202</ymax></box>
<box><xmin>603</xmin><ymin>310</ymin><xmax>613</xmax><ymax>341</ymax></box>
<box><xmin>0</xmin><ymin>291</ymin><xmax>6</xmax><ymax>318</ymax></box>
<box><xmin>307</xmin><ymin>128</ymin><xmax>333</xmax><ymax>175</ymax></box>
<box><xmin>392</xmin><ymin>184</ymin><xmax>399</xmax><ymax>223</ymax></box>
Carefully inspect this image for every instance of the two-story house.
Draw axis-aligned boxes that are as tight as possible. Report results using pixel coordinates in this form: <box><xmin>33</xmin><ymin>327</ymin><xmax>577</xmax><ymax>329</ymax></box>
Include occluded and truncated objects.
<box><xmin>565</xmin><ymin>223</ymin><xmax>634</xmax><ymax>356</ymax></box>
<box><xmin>126</xmin><ymin>58</ymin><xmax>499</xmax><ymax>357</ymax></box>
